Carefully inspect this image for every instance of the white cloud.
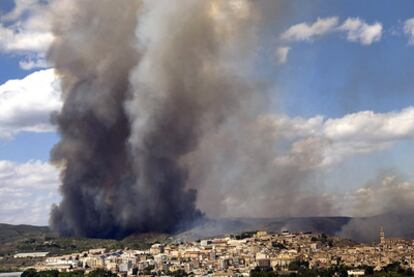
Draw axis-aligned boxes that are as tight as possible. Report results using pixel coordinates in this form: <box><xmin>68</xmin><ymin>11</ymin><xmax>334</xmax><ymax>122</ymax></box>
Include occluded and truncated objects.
<box><xmin>339</xmin><ymin>18</ymin><xmax>382</xmax><ymax>45</ymax></box>
<box><xmin>323</xmin><ymin>108</ymin><xmax>414</xmax><ymax>141</ymax></box>
<box><xmin>0</xmin><ymin>25</ymin><xmax>53</xmax><ymax>53</ymax></box>
<box><xmin>275</xmin><ymin>46</ymin><xmax>290</xmax><ymax>64</ymax></box>
<box><xmin>260</xmin><ymin>106</ymin><xmax>414</xmax><ymax>167</ymax></box>
<box><xmin>259</xmin><ymin>114</ymin><xmax>324</xmax><ymax>139</ymax></box>
<box><xmin>0</xmin><ymin>0</ymin><xmax>54</xmax><ymax>69</ymax></box>
<box><xmin>0</xmin><ymin>160</ymin><xmax>60</xmax><ymax>225</ymax></box>
<box><xmin>0</xmin><ymin>69</ymin><xmax>62</xmax><ymax>139</ymax></box>
<box><xmin>281</xmin><ymin>17</ymin><xmax>339</xmax><ymax>42</ymax></box>
<box><xmin>281</xmin><ymin>17</ymin><xmax>382</xmax><ymax>46</ymax></box>
<box><xmin>404</xmin><ymin>18</ymin><xmax>414</xmax><ymax>45</ymax></box>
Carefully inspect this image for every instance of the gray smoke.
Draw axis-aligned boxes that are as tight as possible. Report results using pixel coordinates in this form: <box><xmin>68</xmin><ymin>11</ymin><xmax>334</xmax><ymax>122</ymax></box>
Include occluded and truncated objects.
<box><xmin>48</xmin><ymin>0</ymin><xmax>263</xmax><ymax>238</ymax></box>
<box><xmin>338</xmin><ymin>173</ymin><xmax>414</xmax><ymax>242</ymax></box>
<box><xmin>48</xmin><ymin>0</ymin><xmax>404</xmax><ymax>241</ymax></box>
<box><xmin>183</xmin><ymin>119</ymin><xmax>335</xmax><ymax>218</ymax></box>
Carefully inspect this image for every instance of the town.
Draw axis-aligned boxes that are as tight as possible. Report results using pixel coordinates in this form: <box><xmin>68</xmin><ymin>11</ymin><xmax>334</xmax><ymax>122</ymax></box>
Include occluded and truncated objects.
<box><xmin>16</xmin><ymin>228</ymin><xmax>414</xmax><ymax>277</ymax></box>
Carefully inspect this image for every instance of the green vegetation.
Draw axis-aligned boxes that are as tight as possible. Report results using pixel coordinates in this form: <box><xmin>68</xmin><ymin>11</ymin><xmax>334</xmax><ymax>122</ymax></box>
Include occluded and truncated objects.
<box><xmin>250</xmin><ymin>262</ymin><xmax>414</xmax><ymax>277</ymax></box>
<box><xmin>21</xmin><ymin>269</ymin><xmax>116</xmax><ymax>277</ymax></box>
<box><xmin>141</xmin><ymin>264</ymin><xmax>155</xmax><ymax>276</ymax></box>
<box><xmin>371</xmin><ymin>262</ymin><xmax>414</xmax><ymax>276</ymax></box>
<box><xmin>234</xmin><ymin>231</ymin><xmax>257</xmax><ymax>240</ymax></box>
<box><xmin>310</xmin><ymin>233</ymin><xmax>333</xmax><ymax>247</ymax></box>
<box><xmin>87</xmin><ymin>269</ymin><xmax>117</xmax><ymax>277</ymax></box>
<box><xmin>164</xmin><ymin>269</ymin><xmax>188</xmax><ymax>276</ymax></box>
<box><xmin>250</xmin><ymin>266</ymin><xmax>278</xmax><ymax>277</ymax></box>
<box><xmin>250</xmin><ymin>264</ymin><xmax>349</xmax><ymax>277</ymax></box>
<box><xmin>288</xmin><ymin>260</ymin><xmax>309</xmax><ymax>271</ymax></box>
<box><xmin>0</xmin><ymin>224</ymin><xmax>53</xmax><ymax>245</ymax></box>
<box><xmin>271</xmin><ymin>242</ymin><xmax>287</xmax><ymax>249</ymax></box>
<box><xmin>0</xmin><ymin>224</ymin><xmax>169</xmax><ymax>273</ymax></box>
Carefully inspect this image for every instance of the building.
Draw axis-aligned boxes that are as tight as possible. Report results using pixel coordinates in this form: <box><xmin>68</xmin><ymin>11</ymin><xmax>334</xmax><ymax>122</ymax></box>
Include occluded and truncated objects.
<box><xmin>14</xmin><ymin>252</ymin><xmax>49</xmax><ymax>258</ymax></box>
<box><xmin>347</xmin><ymin>269</ymin><xmax>365</xmax><ymax>276</ymax></box>
<box><xmin>379</xmin><ymin>226</ymin><xmax>385</xmax><ymax>245</ymax></box>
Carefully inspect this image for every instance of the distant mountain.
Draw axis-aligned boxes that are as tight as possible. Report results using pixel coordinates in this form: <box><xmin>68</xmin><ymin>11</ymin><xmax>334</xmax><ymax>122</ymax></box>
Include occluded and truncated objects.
<box><xmin>0</xmin><ymin>224</ymin><xmax>166</xmax><ymax>271</ymax></box>
<box><xmin>1</xmin><ymin>217</ymin><xmax>352</xmax><ymax>253</ymax></box>
<box><xmin>0</xmin><ymin>223</ymin><xmax>54</xmax><ymax>244</ymax></box>
<box><xmin>0</xmin><ymin>223</ymin><xmax>167</xmax><ymax>257</ymax></box>
<box><xmin>1</xmin><ymin>214</ymin><xmax>413</xmax><ymax>252</ymax></box>
<box><xmin>175</xmin><ymin>217</ymin><xmax>352</xmax><ymax>241</ymax></box>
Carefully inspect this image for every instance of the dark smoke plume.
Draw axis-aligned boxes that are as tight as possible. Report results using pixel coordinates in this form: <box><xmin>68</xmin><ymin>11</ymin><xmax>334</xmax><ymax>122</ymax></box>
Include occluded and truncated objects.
<box><xmin>48</xmin><ymin>0</ymin><xmax>259</xmax><ymax>238</ymax></box>
<box><xmin>46</xmin><ymin>0</ymin><xmax>413</xmax><ymax>242</ymax></box>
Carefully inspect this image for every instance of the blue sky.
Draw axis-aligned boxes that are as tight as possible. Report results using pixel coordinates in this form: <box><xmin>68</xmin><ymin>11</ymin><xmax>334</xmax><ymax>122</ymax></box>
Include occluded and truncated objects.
<box><xmin>261</xmin><ymin>0</ymin><xmax>414</xmax><ymax>118</ymax></box>
<box><xmin>0</xmin><ymin>132</ymin><xmax>58</xmax><ymax>162</ymax></box>
<box><xmin>1</xmin><ymin>0</ymin><xmax>414</xmax><ymax>224</ymax></box>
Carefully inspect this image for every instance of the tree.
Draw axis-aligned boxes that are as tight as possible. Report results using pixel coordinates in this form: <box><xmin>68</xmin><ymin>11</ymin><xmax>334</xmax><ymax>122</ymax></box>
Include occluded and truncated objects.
<box><xmin>168</xmin><ymin>269</ymin><xmax>188</xmax><ymax>277</ymax></box>
<box><xmin>250</xmin><ymin>266</ymin><xmax>278</xmax><ymax>277</ymax></box>
<box><xmin>58</xmin><ymin>271</ymin><xmax>85</xmax><ymax>277</ymax></box>
<box><xmin>22</xmin><ymin>269</ymin><xmax>38</xmax><ymax>277</ymax></box>
<box><xmin>288</xmin><ymin>259</ymin><xmax>309</xmax><ymax>271</ymax></box>
<box><xmin>87</xmin><ymin>269</ymin><xmax>116</xmax><ymax>277</ymax></box>
<box><xmin>272</xmin><ymin>242</ymin><xmax>287</xmax><ymax>249</ymax></box>
<box><xmin>37</xmin><ymin>270</ymin><xmax>59</xmax><ymax>277</ymax></box>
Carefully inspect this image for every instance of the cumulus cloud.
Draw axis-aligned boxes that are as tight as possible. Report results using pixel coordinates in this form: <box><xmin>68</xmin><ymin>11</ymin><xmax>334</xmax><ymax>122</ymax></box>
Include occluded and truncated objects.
<box><xmin>339</xmin><ymin>18</ymin><xmax>382</xmax><ymax>45</ymax></box>
<box><xmin>0</xmin><ymin>24</ymin><xmax>53</xmax><ymax>53</ymax></box>
<box><xmin>0</xmin><ymin>0</ymin><xmax>54</xmax><ymax>69</ymax></box>
<box><xmin>324</xmin><ymin>108</ymin><xmax>414</xmax><ymax>141</ymax></box>
<box><xmin>281</xmin><ymin>16</ymin><xmax>382</xmax><ymax>46</ymax></box>
<box><xmin>261</xmin><ymin>106</ymin><xmax>414</xmax><ymax>167</ymax></box>
<box><xmin>0</xmin><ymin>160</ymin><xmax>60</xmax><ymax>225</ymax></box>
<box><xmin>0</xmin><ymin>69</ymin><xmax>62</xmax><ymax>139</ymax></box>
<box><xmin>281</xmin><ymin>17</ymin><xmax>339</xmax><ymax>42</ymax></box>
<box><xmin>404</xmin><ymin>18</ymin><xmax>414</xmax><ymax>45</ymax></box>
<box><xmin>275</xmin><ymin>46</ymin><xmax>290</xmax><ymax>64</ymax></box>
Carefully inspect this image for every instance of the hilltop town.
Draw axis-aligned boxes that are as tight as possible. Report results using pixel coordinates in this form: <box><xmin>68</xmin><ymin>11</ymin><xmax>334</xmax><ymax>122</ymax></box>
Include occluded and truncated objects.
<box><xmin>15</xmin><ymin>228</ymin><xmax>414</xmax><ymax>276</ymax></box>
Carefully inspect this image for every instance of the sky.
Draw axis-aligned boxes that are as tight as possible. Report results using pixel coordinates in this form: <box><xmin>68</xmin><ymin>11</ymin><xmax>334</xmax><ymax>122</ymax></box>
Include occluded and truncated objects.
<box><xmin>1</xmin><ymin>0</ymin><xmax>414</xmax><ymax>225</ymax></box>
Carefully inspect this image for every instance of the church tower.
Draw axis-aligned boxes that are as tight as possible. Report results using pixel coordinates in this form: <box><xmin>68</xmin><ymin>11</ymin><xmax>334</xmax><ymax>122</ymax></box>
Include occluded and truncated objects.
<box><xmin>380</xmin><ymin>226</ymin><xmax>385</xmax><ymax>245</ymax></box>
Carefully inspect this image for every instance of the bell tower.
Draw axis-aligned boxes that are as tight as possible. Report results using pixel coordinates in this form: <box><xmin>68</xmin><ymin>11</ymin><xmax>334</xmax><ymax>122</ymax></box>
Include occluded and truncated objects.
<box><xmin>380</xmin><ymin>226</ymin><xmax>385</xmax><ymax>245</ymax></box>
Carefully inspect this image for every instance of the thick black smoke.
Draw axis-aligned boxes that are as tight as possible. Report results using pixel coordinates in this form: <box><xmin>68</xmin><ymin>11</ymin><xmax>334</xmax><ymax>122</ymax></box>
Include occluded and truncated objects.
<box><xmin>46</xmin><ymin>0</ymin><xmax>413</xmax><ymax>242</ymax></box>
<box><xmin>48</xmin><ymin>0</ymin><xmax>259</xmax><ymax>238</ymax></box>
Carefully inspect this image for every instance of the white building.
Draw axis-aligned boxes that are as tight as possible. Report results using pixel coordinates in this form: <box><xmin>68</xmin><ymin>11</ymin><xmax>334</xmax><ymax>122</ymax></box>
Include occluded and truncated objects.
<box><xmin>14</xmin><ymin>252</ymin><xmax>49</xmax><ymax>258</ymax></box>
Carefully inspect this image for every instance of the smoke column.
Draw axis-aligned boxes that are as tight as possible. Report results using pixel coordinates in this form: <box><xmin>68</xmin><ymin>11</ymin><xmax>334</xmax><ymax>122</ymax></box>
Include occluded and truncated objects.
<box><xmin>47</xmin><ymin>0</ymin><xmax>411</xmax><ymax>241</ymax></box>
<box><xmin>48</xmin><ymin>0</ymin><xmax>259</xmax><ymax>238</ymax></box>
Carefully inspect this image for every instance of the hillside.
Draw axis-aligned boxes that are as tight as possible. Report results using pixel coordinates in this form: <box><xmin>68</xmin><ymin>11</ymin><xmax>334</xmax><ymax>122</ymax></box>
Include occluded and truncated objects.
<box><xmin>0</xmin><ymin>224</ymin><xmax>169</xmax><ymax>272</ymax></box>
<box><xmin>0</xmin><ymin>217</ymin><xmax>351</xmax><ymax>255</ymax></box>
<box><xmin>2</xmin><ymin>214</ymin><xmax>413</xmax><ymax>271</ymax></box>
<box><xmin>0</xmin><ymin>224</ymin><xmax>54</xmax><ymax>244</ymax></box>
<box><xmin>175</xmin><ymin>217</ymin><xmax>352</xmax><ymax>241</ymax></box>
